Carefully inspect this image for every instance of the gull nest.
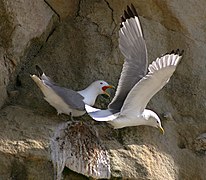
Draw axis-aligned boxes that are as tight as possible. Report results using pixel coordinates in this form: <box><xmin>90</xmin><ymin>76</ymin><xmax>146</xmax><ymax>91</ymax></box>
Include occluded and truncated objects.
<box><xmin>50</xmin><ymin>121</ymin><xmax>111</xmax><ymax>179</ymax></box>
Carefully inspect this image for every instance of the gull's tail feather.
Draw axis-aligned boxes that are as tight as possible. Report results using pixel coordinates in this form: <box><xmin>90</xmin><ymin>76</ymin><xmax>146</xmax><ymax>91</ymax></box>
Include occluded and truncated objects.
<box><xmin>35</xmin><ymin>65</ymin><xmax>43</xmax><ymax>78</ymax></box>
<box><xmin>35</xmin><ymin>65</ymin><xmax>54</xmax><ymax>83</ymax></box>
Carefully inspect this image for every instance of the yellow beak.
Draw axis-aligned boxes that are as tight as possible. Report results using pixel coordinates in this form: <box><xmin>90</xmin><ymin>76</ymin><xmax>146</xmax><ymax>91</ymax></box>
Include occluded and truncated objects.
<box><xmin>103</xmin><ymin>91</ymin><xmax>110</xmax><ymax>97</ymax></box>
<box><xmin>158</xmin><ymin>126</ymin><xmax>165</xmax><ymax>135</ymax></box>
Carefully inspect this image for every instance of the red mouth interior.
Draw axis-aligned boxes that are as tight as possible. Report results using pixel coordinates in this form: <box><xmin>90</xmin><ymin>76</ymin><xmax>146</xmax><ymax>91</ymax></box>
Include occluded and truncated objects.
<box><xmin>102</xmin><ymin>86</ymin><xmax>109</xmax><ymax>91</ymax></box>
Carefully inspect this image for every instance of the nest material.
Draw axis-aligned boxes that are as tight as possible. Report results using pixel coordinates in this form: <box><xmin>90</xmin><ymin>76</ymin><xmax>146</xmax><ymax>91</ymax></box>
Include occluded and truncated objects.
<box><xmin>50</xmin><ymin>121</ymin><xmax>111</xmax><ymax>179</ymax></box>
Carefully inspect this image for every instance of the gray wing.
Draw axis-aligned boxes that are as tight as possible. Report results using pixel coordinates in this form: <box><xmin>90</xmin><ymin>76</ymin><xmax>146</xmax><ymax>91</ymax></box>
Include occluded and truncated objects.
<box><xmin>44</xmin><ymin>81</ymin><xmax>85</xmax><ymax>111</ymax></box>
<box><xmin>35</xmin><ymin>65</ymin><xmax>85</xmax><ymax>111</ymax></box>
<box><xmin>108</xmin><ymin>4</ymin><xmax>148</xmax><ymax>111</ymax></box>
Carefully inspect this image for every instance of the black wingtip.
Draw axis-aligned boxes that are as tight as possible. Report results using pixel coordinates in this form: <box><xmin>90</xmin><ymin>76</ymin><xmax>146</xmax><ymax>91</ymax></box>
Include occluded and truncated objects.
<box><xmin>170</xmin><ymin>50</ymin><xmax>175</xmax><ymax>54</ymax></box>
<box><xmin>179</xmin><ymin>50</ymin><xmax>184</xmax><ymax>56</ymax></box>
<box><xmin>172</xmin><ymin>49</ymin><xmax>184</xmax><ymax>56</ymax></box>
<box><xmin>120</xmin><ymin>16</ymin><xmax>126</xmax><ymax>28</ymax></box>
<box><xmin>170</xmin><ymin>49</ymin><xmax>184</xmax><ymax>56</ymax></box>
<box><xmin>160</xmin><ymin>49</ymin><xmax>184</xmax><ymax>58</ymax></box>
<box><xmin>174</xmin><ymin>49</ymin><xmax>180</xmax><ymax>54</ymax></box>
<box><xmin>127</xmin><ymin>5</ymin><xmax>134</xmax><ymax>18</ymax></box>
<box><xmin>124</xmin><ymin>10</ymin><xmax>130</xmax><ymax>19</ymax></box>
<box><xmin>130</xmin><ymin>3</ymin><xmax>138</xmax><ymax>16</ymax></box>
<box><xmin>121</xmin><ymin>15</ymin><xmax>126</xmax><ymax>22</ymax></box>
<box><xmin>35</xmin><ymin>65</ymin><xmax>43</xmax><ymax>77</ymax></box>
<box><xmin>120</xmin><ymin>4</ymin><xmax>139</xmax><ymax>27</ymax></box>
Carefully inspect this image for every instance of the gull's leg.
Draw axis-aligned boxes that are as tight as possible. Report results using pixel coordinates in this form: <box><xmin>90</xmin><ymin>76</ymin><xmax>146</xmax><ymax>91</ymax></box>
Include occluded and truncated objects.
<box><xmin>57</xmin><ymin>110</ymin><xmax>61</xmax><ymax>115</ymax></box>
<box><xmin>69</xmin><ymin>112</ymin><xmax>74</xmax><ymax>121</ymax></box>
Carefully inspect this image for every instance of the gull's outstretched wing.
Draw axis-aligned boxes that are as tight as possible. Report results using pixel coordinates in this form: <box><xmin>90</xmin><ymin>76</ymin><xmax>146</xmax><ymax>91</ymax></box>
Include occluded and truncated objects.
<box><xmin>120</xmin><ymin>49</ymin><xmax>184</xmax><ymax>115</ymax></box>
<box><xmin>85</xmin><ymin>105</ymin><xmax>119</xmax><ymax>121</ymax></box>
<box><xmin>31</xmin><ymin>66</ymin><xmax>85</xmax><ymax>111</ymax></box>
<box><xmin>109</xmin><ymin>4</ymin><xmax>148</xmax><ymax>111</ymax></box>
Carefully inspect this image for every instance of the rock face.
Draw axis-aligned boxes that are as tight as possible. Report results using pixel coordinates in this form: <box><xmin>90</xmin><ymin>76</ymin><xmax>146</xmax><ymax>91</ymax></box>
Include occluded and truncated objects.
<box><xmin>0</xmin><ymin>0</ymin><xmax>56</xmax><ymax>107</ymax></box>
<box><xmin>0</xmin><ymin>0</ymin><xmax>206</xmax><ymax>179</ymax></box>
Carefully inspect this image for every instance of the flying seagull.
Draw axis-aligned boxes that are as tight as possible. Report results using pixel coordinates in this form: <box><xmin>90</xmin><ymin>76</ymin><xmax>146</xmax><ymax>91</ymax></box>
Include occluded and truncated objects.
<box><xmin>85</xmin><ymin>4</ymin><xmax>184</xmax><ymax>133</ymax></box>
<box><xmin>31</xmin><ymin>65</ymin><xmax>114</xmax><ymax>118</ymax></box>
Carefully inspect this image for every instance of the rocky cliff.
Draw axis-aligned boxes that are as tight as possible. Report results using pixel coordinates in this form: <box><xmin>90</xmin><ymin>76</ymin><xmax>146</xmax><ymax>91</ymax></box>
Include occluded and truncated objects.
<box><xmin>0</xmin><ymin>0</ymin><xmax>206</xmax><ymax>179</ymax></box>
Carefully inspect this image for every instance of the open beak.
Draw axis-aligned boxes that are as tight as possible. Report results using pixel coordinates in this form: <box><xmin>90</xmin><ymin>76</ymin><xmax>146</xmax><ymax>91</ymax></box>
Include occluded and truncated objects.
<box><xmin>158</xmin><ymin>126</ymin><xmax>165</xmax><ymax>135</ymax></box>
<box><xmin>102</xmin><ymin>85</ymin><xmax>115</xmax><ymax>97</ymax></box>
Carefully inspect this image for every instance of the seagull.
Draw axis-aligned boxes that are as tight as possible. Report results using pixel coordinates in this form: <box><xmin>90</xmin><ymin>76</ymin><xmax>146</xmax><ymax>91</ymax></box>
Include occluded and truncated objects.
<box><xmin>85</xmin><ymin>4</ymin><xmax>184</xmax><ymax>133</ymax></box>
<box><xmin>31</xmin><ymin>65</ymin><xmax>114</xmax><ymax>118</ymax></box>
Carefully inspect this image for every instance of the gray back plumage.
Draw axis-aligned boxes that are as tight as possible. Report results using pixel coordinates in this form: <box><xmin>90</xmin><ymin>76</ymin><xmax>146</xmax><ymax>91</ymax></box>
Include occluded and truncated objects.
<box><xmin>46</xmin><ymin>83</ymin><xmax>85</xmax><ymax>111</ymax></box>
<box><xmin>36</xmin><ymin>65</ymin><xmax>85</xmax><ymax>111</ymax></box>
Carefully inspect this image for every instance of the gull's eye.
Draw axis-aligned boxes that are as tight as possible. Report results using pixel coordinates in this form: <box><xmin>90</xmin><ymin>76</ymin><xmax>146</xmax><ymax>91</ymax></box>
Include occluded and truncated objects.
<box><xmin>156</xmin><ymin>121</ymin><xmax>159</xmax><ymax>124</ymax></box>
<box><xmin>100</xmin><ymin>82</ymin><xmax>103</xmax><ymax>85</ymax></box>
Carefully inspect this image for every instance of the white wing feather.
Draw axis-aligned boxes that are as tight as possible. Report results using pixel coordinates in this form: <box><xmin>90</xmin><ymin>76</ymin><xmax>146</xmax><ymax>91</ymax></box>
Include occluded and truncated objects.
<box><xmin>85</xmin><ymin>105</ymin><xmax>119</xmax><ymax>121</ymax></box>
<box><xmin>120</xmin><ymin>53</ymin><xmax>182</xmax><ymax>115</ymax></box>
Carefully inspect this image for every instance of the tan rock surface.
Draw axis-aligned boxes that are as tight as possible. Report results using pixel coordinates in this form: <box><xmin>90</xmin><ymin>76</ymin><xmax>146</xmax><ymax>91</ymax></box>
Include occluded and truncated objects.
<box><xmin>0</xmin><ymin>105</ymin><xmax>61</xmax><ymax>179</ymax></box>
<box><xmin>0</xmin><ymin>0</ymin><xmax>56</xmax><ymax>107</ymax></box>
<box><xmin>45</xmin><ymin>0</ymin><xmax>80</xmax><ymax>20</ymax></box>
<box><xmin>0</xmin><ymin>0</ymin><xmax>206</xmax><ymax>179</ymax></box>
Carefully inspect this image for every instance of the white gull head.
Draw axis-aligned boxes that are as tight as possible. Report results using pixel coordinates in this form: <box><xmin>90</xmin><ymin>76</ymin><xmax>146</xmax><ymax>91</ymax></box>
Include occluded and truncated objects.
<box><xmin>78</xmin><ymin>80</ymin><xmax>114</xmax><ymax>106</ymax></box>
<box><xmin>142</xmin><ymin>110</ymin><xmax>164</xmax><ymax>134</ymax></box>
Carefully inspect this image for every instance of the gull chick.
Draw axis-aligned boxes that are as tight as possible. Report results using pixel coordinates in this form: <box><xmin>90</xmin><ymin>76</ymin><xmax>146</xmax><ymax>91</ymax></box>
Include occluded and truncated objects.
<box><xmin>85</xmin><ymin>4</ymin><xmax>184</xmax><ymax>134</ymax></box>
<box><xmin>31</xmin><ymin>65</ymin><xmax>114</xmax><ymax>118</ymax></box>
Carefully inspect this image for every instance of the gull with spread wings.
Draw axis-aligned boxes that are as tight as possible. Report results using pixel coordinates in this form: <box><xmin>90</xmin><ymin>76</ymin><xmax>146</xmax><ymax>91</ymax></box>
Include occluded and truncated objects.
<box><xmin>85</xmin><ymin>4</ymin><xmax>183</xmax><ymax>133</ymax></box>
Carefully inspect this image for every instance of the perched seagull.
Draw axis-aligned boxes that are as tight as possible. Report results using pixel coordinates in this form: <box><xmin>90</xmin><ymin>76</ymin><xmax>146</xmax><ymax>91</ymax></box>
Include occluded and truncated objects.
<box><xmin>85</xmin><ymin>4</ymin><xmax>184</xmax><ymax>133</ymax></box>
<box><xmin>31</xmin><ymin>65</ymin><xmax>114</xmax><ymax>118</ymax></box>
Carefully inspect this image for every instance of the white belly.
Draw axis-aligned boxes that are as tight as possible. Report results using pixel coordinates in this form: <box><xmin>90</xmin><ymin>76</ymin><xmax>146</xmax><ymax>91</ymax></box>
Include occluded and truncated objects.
<box><xmin>42</xmin><ymin>84</ymin><xmax>85</xmax><ymax>117</ymax></box>
<box><xmin>45</xmin><ymin>97</ymin><xmax>85</xmax><ymax>117</ymax></box>
<box><xmin>108</xmin><ymin>115</ymin><xmax>146</xmax><ymax>129</ymax></box>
